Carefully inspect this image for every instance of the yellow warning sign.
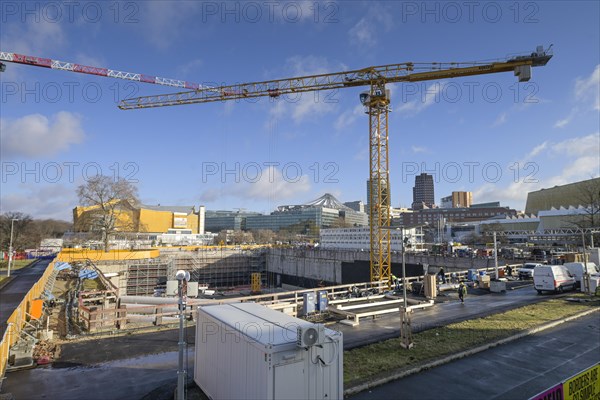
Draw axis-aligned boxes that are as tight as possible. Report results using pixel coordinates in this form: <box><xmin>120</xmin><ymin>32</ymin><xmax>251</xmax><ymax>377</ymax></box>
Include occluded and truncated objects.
<box><xmin>563</xmin><ymin>364</ymin><xmax>600</xmax><ymax>400</ymax></box>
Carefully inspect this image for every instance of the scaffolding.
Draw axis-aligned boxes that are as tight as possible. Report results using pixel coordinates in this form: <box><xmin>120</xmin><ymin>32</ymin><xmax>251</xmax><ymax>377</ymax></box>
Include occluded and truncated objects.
<box><xmin>126</xmin><ymin>258</ymin><xmax>170</xmax><ymax>296</ymax></box>
<box><xmin>168</xmin><ymin>248</ymin><xmax>266</xmax><ymax>290</ymax></box>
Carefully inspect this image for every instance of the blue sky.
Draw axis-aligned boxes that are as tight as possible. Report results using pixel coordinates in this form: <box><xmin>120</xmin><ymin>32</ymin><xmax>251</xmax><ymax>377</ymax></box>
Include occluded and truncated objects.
<box><xmin>1</xmin><ymin>1</ymin><xmax>599</xmax><ymax>221</ymax></box>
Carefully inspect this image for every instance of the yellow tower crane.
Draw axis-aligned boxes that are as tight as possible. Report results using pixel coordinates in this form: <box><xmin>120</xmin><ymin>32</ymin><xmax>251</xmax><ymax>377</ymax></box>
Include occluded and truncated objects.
<box><xmin>119</xmin><ymin>46</ymin><xmax>553</xmax><ymax>287</ymax></box>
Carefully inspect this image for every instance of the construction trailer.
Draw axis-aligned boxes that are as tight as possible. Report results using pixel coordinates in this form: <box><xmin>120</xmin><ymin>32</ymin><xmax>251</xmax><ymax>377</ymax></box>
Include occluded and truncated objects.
<box><xmin>195</xmin><ymin>303</ymin><xmax>343</xmax><ymax>400</ymax></box>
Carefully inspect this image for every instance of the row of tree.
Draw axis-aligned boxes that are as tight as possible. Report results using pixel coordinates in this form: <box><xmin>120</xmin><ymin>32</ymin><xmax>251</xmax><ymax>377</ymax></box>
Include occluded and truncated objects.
<box><xmin>0</xmin><ymin>212</ymin><xmax>71</xmax><ymax>251</ymax></box>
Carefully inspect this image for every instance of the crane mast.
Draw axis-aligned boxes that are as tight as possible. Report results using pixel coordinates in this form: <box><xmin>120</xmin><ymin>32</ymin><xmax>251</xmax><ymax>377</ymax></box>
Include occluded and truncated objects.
<box><xmin>366</xmin><ymin>81</ymin><xmax>392</xmax><ymax>283</ymax></box>
<box><xmin>1</xmin><ymin>46</ymin><xmax>553</xmax><ymax>287</ymax></box>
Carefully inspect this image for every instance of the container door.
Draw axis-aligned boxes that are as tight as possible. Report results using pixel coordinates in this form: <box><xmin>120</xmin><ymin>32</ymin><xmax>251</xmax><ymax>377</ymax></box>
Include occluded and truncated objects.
<box><xmin>274</xmin><ymin>361</ymin><xmax>306</xmax><ymax>400</ymax></box>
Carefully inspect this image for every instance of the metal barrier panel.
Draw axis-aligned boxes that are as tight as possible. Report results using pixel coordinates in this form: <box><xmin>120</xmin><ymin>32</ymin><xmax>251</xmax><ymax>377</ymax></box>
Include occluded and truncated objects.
<box><xmin>0</xmin><ymin>259</ymin><xmax>56</xmax><ymax>388</ymax></box>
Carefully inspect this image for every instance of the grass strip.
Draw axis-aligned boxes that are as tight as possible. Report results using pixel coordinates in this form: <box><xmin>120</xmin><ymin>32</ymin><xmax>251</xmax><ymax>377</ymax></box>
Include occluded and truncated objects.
<box><xmin>0</xmin><ymin>260</ymin><xmax>34</xmax><ymax>283</ymax></box>
<box><xmin>344</xmin><ymin>295</ymin><xmax>599</xmax><ymax>386</ymax></box>
<box><xmin>0</xmin><ymin>259</ymin><xmax>34</xmax><ymax>271</ymax></box>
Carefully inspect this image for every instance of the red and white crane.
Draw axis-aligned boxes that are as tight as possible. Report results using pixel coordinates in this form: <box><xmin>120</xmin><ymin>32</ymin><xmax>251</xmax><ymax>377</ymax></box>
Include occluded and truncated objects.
<box><xmin>0</xmin><ymin>51</ymin><xmax>216</xmax><ymax>91</ymax></box>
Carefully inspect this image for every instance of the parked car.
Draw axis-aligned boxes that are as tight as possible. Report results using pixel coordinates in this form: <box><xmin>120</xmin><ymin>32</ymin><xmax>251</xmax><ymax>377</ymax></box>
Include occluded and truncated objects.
<box><xmin>533</xmin><ymin>265</ymin><xmax>576</xmax><ymax>294</ymax></box>
<box><xmin>519</xmin><ymin>263</ymin><xmax>542</xmax><ymax>280</ymax></box>
<box><xmin>531</xmin><ymin>249</ymin><xmax>548</xmax><ymax>262</ymax></box>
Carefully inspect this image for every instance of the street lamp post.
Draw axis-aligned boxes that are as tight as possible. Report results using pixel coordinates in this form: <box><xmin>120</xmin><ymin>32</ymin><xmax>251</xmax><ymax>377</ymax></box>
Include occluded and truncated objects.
<box><xmin>176</xmin><ymin>269</ymin><xmax>190</xmax><ymax>400</ymax></box>
<box><xmin>493</xmin><ymin>231</ymin><xmax>499</xmax><ymax>278</ymax></box>
<box><xmin>401</xmin><ymin>228</ymin><xmax>408</xmax><ymax>310</ymax></box>
<box><xmin>381</xmin><ymin>225</ymin><xmax>413</xmax><ymax>349</ymax></box>
<box><xmin>400</xmin><ymin>227</ymin><xmax>413</xmax><ymax>349</ymax></box>
<box><xmin>7</xmin><ymin>218</ymin><xmax>19</xmax><ymax>278</ymax></box>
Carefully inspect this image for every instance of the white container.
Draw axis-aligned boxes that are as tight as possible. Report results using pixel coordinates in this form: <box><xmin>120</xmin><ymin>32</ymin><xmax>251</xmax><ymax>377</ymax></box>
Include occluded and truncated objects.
<box><xmin>589</xmin><ymin>276</ymin><xmax>600</xmax><ymax>294</ymax></box>
<box><xmin>195</xmin><ymin>302</ymin><xmax>343</xmax><ymax>400</ymax></box>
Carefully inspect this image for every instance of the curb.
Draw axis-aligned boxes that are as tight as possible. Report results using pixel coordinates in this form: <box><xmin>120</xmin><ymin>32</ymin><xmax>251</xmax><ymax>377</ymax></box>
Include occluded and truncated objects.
<box><xmin>0</xmin><ymin>259</ymin><xmax>42</xmax><ymax>290</ymax></box>
<box><xmin>344</xmin><ymin>306</ymin><xmax>600</xmax><ymax>396</ymax></box>
<box><xmin>0</xmin><ymin>276</ymin><xmax>16</xmax><ymax>291</ymax></box>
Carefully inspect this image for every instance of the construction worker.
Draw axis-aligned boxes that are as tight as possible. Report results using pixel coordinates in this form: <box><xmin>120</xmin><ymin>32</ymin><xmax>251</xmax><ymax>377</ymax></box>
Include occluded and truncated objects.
<box><xmin>458</xmin><ymin>281</ymin><xmax>467</xmax><ymax>303</ymax></box>
<box><xmin>451</xmin><ymin>272</ymin><xmax>458</xmax><ymax>283</ymax></box>
<box><xmin>391</xmin><ymin>274</ymin><xmax>400</xmax><ymax>291</ymax></box>
<box><xmin>438</xmin><ymin>267</ymin><xmax>446</xmax><ymax>284</ymax></box>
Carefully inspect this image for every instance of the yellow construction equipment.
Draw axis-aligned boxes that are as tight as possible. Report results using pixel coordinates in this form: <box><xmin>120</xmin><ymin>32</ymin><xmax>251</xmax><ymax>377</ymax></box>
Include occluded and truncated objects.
<box><xmin>119</xmin><ymin>46</ymin><xmax>553</xmax><ymax>287</ymax></box>
<box><xmin>250</xmin><ymin>272</ymin><xmax>261</xmax><ymax>294</ymax></box>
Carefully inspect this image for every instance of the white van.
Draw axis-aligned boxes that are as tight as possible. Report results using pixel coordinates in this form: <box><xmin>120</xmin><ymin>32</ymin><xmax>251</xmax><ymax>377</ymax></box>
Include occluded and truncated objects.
<box><xmin>533</xmin><ymin>265</ymin><xmax>576</xmax><ymax>294</ymax></box>
<box><xmin>563</xmin><ymin>262</ymin><xmax>600</xmax><ymax>289</ymax></box>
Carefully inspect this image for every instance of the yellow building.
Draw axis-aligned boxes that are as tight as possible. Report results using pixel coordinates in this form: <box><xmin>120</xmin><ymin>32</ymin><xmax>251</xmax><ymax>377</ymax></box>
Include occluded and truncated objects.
<box><xmin>74</xmin><ymin>200</ymin><xmax>205</xmax><ymax>234</ymax></box>
<box><xmin>525</xmin><ymin>178</ymin><xmax>600</xmax><ymax>215</ymax></box>
<box><xmin>441</xmin><ymin>191</ymin><xmax>473</xmax><ymax>208</ymax></box>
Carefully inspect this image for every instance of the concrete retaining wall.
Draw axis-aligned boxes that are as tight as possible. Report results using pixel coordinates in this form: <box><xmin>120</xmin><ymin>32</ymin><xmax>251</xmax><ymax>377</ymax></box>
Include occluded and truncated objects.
<box><xmin>266</xmin><ymin>248</ymin><xmax>508</xmax><ymax>284</ymax></box>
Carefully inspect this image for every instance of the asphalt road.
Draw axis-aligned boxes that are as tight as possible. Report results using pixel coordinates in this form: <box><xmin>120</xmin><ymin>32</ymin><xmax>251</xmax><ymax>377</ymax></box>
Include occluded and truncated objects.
<box><xmin>336</xmin><ymin>284</ymin><xmax>547</xmax><ymax>349</ymax></box>
<box><xmin>350</xmin><ymin>312</ymin><xmax>600</xmax><ymax>400</ymax></box>
<box><xmin>0</xmin><ymin>259</ymin><xmax>50</xmax><ymax>338</ymax></box>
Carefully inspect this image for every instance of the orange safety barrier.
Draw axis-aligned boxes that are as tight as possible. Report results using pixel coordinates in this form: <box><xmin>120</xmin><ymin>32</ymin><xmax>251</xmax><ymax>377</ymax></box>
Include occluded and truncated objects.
<box><xmin>56</xmin><ymin>249</ymin><xmax>160</xmax><ymax>262</ymax></box>
<box><xmin>0</xmin><ymin>258</ymin><xmax>56</xmax><ymax>388</ymax></box>
<box><xmin>30</xmin><ymin>299</ymin><xmax>44</xmax><ymax>320</ymax></box>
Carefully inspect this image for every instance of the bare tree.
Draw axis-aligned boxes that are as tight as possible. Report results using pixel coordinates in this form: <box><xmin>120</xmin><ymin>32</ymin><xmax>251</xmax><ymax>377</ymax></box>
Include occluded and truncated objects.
<box><xmin>76</xmin><ymin>175</ymin><xmax>139</xmax><ymax>251</ymax></box>
<box><xmin>231</xmin><ymin>230</ymin><xmax>254</xmax><ymax>245</ymax></box>
<box><xmin>480</xmin><ymin>223</ymin><xmax>509</xmax><ymax>245</ymax></box>
<box><xmin>0</xmin><ymin>212</ymin><xmax>33</xmax><ymax>251</ymax></box>
<box><xmin>572</xmin><ymin>177</ymin><xmax>600</xmax><ymax>245</ymax></box>
<box><xmin>253</xmin><ymin>229</ymin><xmax>276</xmax><ymax>244</ymax></box>
<box><xmin>573</xmin><ymin>178</ymin><xmax>600</xmax><ymax>226</ymax></box>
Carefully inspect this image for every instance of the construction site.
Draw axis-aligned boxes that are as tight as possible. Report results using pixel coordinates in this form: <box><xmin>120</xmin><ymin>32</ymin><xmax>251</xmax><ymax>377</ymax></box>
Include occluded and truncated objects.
<box><xmin>4</xmin><ymin>243</ymin><xmax>597</xmax><ymax>347</ymax></box>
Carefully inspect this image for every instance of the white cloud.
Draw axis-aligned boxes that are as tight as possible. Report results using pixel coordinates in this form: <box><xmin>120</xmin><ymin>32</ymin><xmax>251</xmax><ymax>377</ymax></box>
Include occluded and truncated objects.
<box><xmin>492</xmin><ymin>112</ymin><xmax>508</xmax><ymax>127</ymax></box>
<box><xmin>199</xmin><ymin>188</ymin><xmax>221</xmax><ymax>203</ymax></box>
<box><xmin>472</xmin><ymin>133</ymin><xmax>600</xmax><ymax>209</ymax></box>
<box><xmin>139</xmin><ymin>2</ymin><xmax>201</xmax><ymax>49</ymax></box>
<box><xmin>531</xmin><ymin>133</ymin><xmax>600</xmax><ymax>186</ymax></box>
<box><xmin>550</xmin><ymin>132</ymin><xmax>599</xmax><ymax>158</ymax></box>
<box><xmin>1</xmin><ymin>112</ymin><xmax>85</xmax><ymax>158</ymax></box>
<box><xmin>334</xmin><ymin>105</ymin><xmax>363</xmax><ymax>131</ymax></box>
<box><xmin>353</xmin><ymin>147</ymin><xmax>368</xmax><ymax>161</ymax></box>
<box><xmin>348</xmin><ymin>4</ymin><xmax>393</xmax><ymax>48</ymax></box>
<box><xmin>1</xmin><ymin>184</ymin><xmax>76</xmax><ymax>221</ymax></box>
<box><xmin>554</xmin><ymin>118</ymin><xmax>570</xmax><ymax>129</ymax></box>
<box><xmin>553</xmin><ymin>107</ymin><xmax>578</xmax><ymax>129</ymax></box>
<box><xmin>176</xmin><ymin>58</ymin><xmax>204</xmax><ymax>77</ymax></box>
<box><xmin>349</xmin><ymin>18</ymin><xmax>375</xmax><ymax>47</ymax></box>
<box><xmin>0</xmin><ymin>20</ymin><xmax>66</xmax><ymax>80</ymax></box>
<box><xmin>411</xmin><ymin>146</ymin><xmax>429</xmax><ymax>154</ymax></box>
<box><xmin>3</xmin><ymin>20</ymin><xmax>65</xmax><ymax>55</ymax></box>
<box><xmin>574</xmin><ymin>64</ymin><xmax>600</xmax><ymax>111</ymax></box>
<box><xmin>74</xmin><ymin>53</ymin><xmax>107</xmax><ymax>69</ymax></box>
<box><xmin>282</xmin><ymin>0</ymin><xmax>327</xmax><ymax>22</ymax></box>
<box><xmin>524</xmin><ymin>142</ymin><xmax>548</xmax><ymax>160</ymax></box>
<box><xmin>554</xmin><ymin>66</ymin><xmax>600</xmax><ymax>128</ymax></box>
<box><xmin>267</xmin><ymin>55</ymin><xmax>342</xmax><ymax>124</ymax></box>
<box><xmin>473</xmin><ymin>181</ymin><xmax>539</xmax><ymax>210</ymax></box>
<box><xmin>200</xmin><ymin>166</ymin><xmax>311</xmax><ymax>204</ymax></box>
<box><xmin>397</xmin><ymin>83</ymin><xmax>442</xmax><ymax>115</ymax></box>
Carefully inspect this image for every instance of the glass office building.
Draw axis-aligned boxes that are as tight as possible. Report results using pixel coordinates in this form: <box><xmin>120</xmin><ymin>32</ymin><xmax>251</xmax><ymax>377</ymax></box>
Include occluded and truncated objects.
<box><xmin>245</xmin><ymin>193</ymin><xmax>368</xmax><ymax>232</ymax></box>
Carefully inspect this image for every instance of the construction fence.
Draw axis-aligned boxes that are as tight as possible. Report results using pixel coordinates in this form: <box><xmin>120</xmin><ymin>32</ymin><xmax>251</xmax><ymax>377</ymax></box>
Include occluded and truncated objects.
<box><xmin>0</xmin><ymin>258</ymin><xmax>56</xmax><ymax>388</ymax></box>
